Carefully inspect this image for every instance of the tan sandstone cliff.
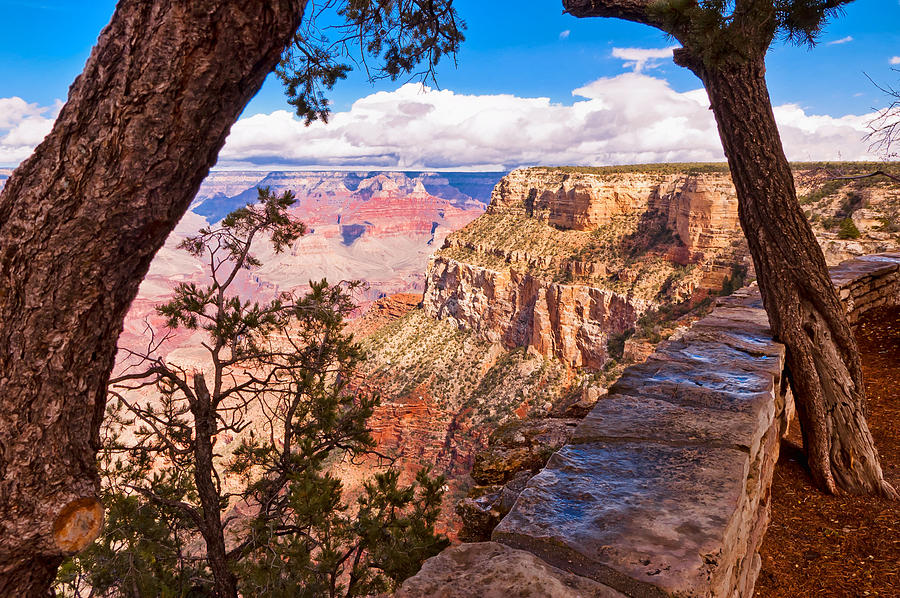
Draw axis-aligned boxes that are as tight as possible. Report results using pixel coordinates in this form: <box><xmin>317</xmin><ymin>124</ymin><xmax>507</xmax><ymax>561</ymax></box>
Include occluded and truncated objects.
<box><xmin>423</xmin><ymin>165</ymin><xmax>900</xmax><ymax>370</ymax></box>
<box><xmin>488</xmin><ymin>167</ymin><xmax>740</xmax><ymax>258</ymax></box>
<box><xmin>424</xmin><ymin>166</ymin><xmax>748</xmax><ymax>369</ymax></box>
<box><xmin>424</xmin><ymin>256</ymin><xmax>654</xmax><ymax>369</ymax></box>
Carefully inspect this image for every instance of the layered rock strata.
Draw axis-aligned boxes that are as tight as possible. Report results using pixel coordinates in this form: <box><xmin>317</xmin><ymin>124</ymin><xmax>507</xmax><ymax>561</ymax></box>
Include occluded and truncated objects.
<box><xmin>425</xmin><ymin>167</ymin><xmax>746</xmax><ymax>369</ymax></box>
<box><xmin>488</xmin><ymin>167</ymin><xmax>740</xmax><ymax>259</ymax></box>
<box><xmin>401</xmin><ymin>252</ymin><xmax>900</xmax><ymax>598</ymax></box>
<box><xmin>424</xmin><ymin>257</ymin><xmax>653</xmax><ymax>369</ymax></box>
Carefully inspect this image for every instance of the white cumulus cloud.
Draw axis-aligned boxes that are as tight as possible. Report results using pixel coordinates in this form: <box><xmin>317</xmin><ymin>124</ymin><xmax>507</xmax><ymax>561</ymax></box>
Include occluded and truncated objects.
<box><xmin>890</xmin><ymin>56</ymin><xmax>900</xmax><ymax>65</ymax></box>
<box><xmin>0</xmin><ymin>76</ymin><xmax>885</xmax><ymax>171</ymax></box>
<box><xmin>0</xmin><ymin>97</ymin><xmax>60</xmax><ymax>165</ymax></box>
<box><xmin>611</xmin><ymin>46</ymin><xmax>679</xmax><ymax>73</ymax></box>
<box><xmin>218</xmin><ymin>75</ymin><xmax>881</xmax><ymax>170</ymax></box>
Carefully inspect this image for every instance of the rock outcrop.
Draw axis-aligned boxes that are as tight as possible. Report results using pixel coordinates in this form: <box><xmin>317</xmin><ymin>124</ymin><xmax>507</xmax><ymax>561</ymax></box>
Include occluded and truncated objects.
<box><xmin>424</xmin><ymin>166</ymin><xmax>748</xmax><ymax>369</ymax></box>
<box><xmin>489</xmin><ymin>169</ymin><xmax>667</xmax><ymax>231</ymax></box>
<box><xmin>424</xmin><ymin>256</ymin><xmax>654</xmax><ymax>369</ymax></box>
<box><xmin>489</xmin><ymin>167</ymin><xmax>740</xmax><ymax>259</ymax></box>
<box><xmin>395</xmin><ymin>542</ymin><xmax>626</xmax><ymax>598</ymax></box>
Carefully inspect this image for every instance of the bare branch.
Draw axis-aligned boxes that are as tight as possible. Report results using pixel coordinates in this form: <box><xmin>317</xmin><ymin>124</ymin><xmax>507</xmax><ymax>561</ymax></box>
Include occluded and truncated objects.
<box><xmin>563</xmin><ymin>0</ymin><xmax>668</xmax><ymax>30</ymax></box>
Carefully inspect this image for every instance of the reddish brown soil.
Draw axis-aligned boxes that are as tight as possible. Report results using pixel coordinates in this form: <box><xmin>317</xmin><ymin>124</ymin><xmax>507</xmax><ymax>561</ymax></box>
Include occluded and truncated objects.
<box><xmin>756</xmin><ymin>305</ymin><xmax>900</xmax><ymax>597</ymax></box>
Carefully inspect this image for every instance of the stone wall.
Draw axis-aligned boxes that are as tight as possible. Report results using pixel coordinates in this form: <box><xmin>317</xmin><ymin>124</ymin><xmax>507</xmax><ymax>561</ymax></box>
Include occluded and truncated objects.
<box><xmin>398</xmin><ymin>252</ymin><xmax>900</xmax><ymax>598</ymax></box>
<box><xmin>831</xmin><ymin>253</ymin><xmax>900</xmax><ymax>324</ymax></box>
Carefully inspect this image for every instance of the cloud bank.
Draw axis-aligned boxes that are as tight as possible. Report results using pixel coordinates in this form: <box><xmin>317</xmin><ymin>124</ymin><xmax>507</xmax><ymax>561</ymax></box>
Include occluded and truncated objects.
<box><xmin>218</xmin><ymin>74</ymin><xmax>881</xmax><ymax>169</ymax></box>
<box><xmin>0</xmin><ymin>97</ymin><xmax>61</xmax><ymax>165</ymax></box>
<box><xmin>611</xmin><ymin>46</ymin><xmax>679</xmax><ymax>73</ymax></box>
<box><xmin>0</xmin><ymin>74</ymin><xmax>883</xmax><ymax>171</ymax></box>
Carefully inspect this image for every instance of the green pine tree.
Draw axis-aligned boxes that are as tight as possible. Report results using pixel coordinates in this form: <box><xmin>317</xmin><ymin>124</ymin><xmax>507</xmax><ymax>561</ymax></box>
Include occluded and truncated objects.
<box><xmin>55</xmin><ymin>188</ymin><xmax>447</xmax><ymax>598</ymax></box>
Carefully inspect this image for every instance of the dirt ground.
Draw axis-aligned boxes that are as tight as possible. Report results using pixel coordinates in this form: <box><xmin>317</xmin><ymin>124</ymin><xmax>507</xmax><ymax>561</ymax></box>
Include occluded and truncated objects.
<box><xmin>756</xmin><ymin>305</ymin><xmax>900</xmax><ymax>597</ymax></box>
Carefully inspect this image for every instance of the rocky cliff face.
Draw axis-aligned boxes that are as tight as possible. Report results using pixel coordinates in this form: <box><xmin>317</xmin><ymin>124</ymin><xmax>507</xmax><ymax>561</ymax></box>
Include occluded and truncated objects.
<box><xmin>424</xmin><ymin>166</ymin><xmax>900</xmax><ymax>371</ymax></box>
<box><xmin>489</xmin><ymin>167</ymin><xmax>740</xmax><ymax>259</ymax></box>
<box><xmin>425</xmin><ymin>166</ymin><xmax>748</xmax><ymax>368</ymax></box>
<box><xmin>424</xmin><ymin>256</ymin><xmax>653</xmax><ymax>369</ymax></box>
<box><xmin>489</xmin><ymin>169</ymin><xmax>664</xmax><ymax>230</ymax></box>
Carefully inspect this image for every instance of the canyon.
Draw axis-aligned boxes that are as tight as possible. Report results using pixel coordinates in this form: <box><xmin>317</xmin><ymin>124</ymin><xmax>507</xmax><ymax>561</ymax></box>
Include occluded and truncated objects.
<box><xmin>426</xmin><ymin>166</ymin><xmax>750</xmax><ymax>369</ymax></box>
<box><xmin>117</xmin><ymin>170</ymin><xmax>501</xmax><ymax>356</ymax></box>
<box><xmin>106</xmin><ymin>163</ymin><xmax>900</xmax><ymax>539</ymax></box>
<box><xmin>355</xmin><ymin>164</ymin><xmax>900</xmax><ymax>533</ymax></box>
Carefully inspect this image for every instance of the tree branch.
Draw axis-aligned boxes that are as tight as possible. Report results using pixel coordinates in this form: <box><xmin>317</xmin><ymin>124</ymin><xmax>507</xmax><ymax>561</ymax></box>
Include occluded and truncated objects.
<box><xmin>830</xmin><ymin>170</ymin><xmax>900</xmax><ymax>184</ymax></box>
<box><xmin>562</xmin><ymin>0</ymin><xmax>667</xmax><ymax>30</ymax></box>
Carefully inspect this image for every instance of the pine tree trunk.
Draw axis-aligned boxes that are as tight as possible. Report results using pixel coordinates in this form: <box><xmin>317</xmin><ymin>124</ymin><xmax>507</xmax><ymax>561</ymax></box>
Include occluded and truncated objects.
<box><xmin>0</xmin><ymin>1</ymin><xmax>306</xmax><ymax>595</ymax></box>
<box><xmin>192</xmin><ymin>374</ymin><xmax>238</xmax><ymax>598</ymax></box>
<box><xmin>690</xmin><ymin>55</ymin><xmax>896</xmax><ymax>498</ymax></box>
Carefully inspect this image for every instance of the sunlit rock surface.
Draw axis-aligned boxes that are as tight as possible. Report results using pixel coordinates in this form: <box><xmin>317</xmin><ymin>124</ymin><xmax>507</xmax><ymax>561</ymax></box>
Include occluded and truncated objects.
<box><xmin>395</xmin><ymin>542</ymin><xmax>626</xmax><ymax>598</ymax></box>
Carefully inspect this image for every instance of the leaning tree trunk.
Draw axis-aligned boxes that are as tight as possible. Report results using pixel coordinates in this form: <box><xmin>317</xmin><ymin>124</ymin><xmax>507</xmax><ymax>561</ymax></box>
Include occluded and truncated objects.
<box><xmin>686</xmin><ymin>54</ymin><xmax>897</xmax><ymax>498</ymax></box>
<box><xmin>0</xmin><ymin>1</ymin><xmax>307</xmax><ymax>595</ymax></box>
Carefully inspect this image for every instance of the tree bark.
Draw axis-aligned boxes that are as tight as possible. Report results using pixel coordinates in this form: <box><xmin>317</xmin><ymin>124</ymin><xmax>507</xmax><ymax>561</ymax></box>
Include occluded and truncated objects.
<box><xmin>0</xmin><ymin>1</ymin><xmax>306</xmax><ymax>595</ymax></box>
<box><xmin>192</xmin><ymin>374</ymin><xmax>237</xmax><ymax>598</ymax></box>
<box><xmin>685</xmin><ymin>54</ymin><xmax>897</xmax><ymax>498</ymax></box>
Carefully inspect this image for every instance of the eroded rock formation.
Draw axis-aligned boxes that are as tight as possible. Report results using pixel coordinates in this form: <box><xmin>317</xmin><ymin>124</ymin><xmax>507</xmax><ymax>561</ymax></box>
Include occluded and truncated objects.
<box><xmin>489</xmin><ymin>167</ymin><xmax>740</xmax><ymax>258</ymax></box>
<box><xmin>425</xmin><ymin>167</ymin><xmax>748</xmax><ymax>368</ymax></box>
<box><xmin>424</xmin><ymin>256</ymin><xmax>653</xmax><ymax>369</ymax></box>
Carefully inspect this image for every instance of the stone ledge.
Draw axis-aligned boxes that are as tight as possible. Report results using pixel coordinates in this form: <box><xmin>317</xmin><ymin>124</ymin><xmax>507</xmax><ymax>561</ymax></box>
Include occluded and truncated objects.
<box><xmin>395</xmin><ymin>542</ymin><xmax>627</xmax><ymax>598</ymax></box>
<box><xmin>398</xmin><ymin>253</ymin><xmax>900</xmax><ymax>598</ymax></box>
<box><xmin>491</xmin><ymin>287</ymin><xmax>783</xmax><ymax>598</ymax></box>
<box><xmin>493</xmin><ymin>441</ymin><xmax>750</xmax><ymax>598</ymax></box>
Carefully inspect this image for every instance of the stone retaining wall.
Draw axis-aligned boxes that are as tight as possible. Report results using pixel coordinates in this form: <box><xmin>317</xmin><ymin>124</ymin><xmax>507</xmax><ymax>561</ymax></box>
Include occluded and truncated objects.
<box><xmin>398</xmin><ymin>252</ymin><xmax>900</xmax><ymax>598</ymax></box>
<box><xmin>831</xmin><ymin>253</ymin><xmax>900</xmax><ymax>324</ymax></box>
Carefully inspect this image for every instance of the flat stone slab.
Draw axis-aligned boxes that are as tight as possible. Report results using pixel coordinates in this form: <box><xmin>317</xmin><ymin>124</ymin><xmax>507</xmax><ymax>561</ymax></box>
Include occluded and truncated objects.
<box><xmin>608</xmin><ymin>358</ymin><xmax>777</xmax><ymax>418</ymax></box>
<box><xmin>395</xmin><ymin>542</ymin><xmax>626</xmax><ymax>598</ymax></box>
<box><xmin>829</xmin><ymin>253</ymin><xmax>900</xmax><ymax>286</ymax></box>
<box><xmin>652</xmin><ymin>338</ymin><xmax>781</xmax><ymax>374</ymax></box>
<box><xmin>494</xmin><ymin>441</ymin><xmax>749</xmax><ymax>598</ymax></box>
<box><xmin>574</xmin><ymin>395</ymin><xmax>765</xmax><ymax>456</ymax></box>
<box><xmin>680</xmin><ymin>326</ymin><xmax>783</xmax><ymax>359</ymax></box>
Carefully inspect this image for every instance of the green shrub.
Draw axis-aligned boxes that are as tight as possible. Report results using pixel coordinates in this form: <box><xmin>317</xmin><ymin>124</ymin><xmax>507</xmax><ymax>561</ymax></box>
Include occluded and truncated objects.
<box><xmin>838</xmin><ymin>218</ymin><xmax>861</xmax><ymax>240</ymax></box>
<box><xmin>719</xmin><ymin>264</ymin><xmax>749</xmax><ymax>297</ymax></box>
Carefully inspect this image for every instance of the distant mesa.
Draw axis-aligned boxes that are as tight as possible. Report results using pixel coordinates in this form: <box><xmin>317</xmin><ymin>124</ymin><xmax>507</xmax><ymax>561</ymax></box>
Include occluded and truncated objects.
<box><xmin>192</xmin><ymin>170</ymin><xmax>505</xmax><ymax>223</ymax></box>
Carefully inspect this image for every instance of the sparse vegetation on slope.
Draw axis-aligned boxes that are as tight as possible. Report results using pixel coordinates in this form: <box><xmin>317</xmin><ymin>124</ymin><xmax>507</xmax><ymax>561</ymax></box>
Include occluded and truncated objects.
<box><xmin>441</xmin><ymin>212</ymin><xmax>705</xmax><ymax>302</ymax></box>
<box><xmin>362</xmin><ymin>309</ymin><xmax>577</xmax><ymax>423</ymax></box>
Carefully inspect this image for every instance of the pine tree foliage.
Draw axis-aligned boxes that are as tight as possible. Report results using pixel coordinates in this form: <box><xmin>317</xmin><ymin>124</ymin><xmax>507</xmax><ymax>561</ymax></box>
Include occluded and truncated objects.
<box><xmin>644</xmin><ymin>0</ymin><xmax>855</xmax><ymax>66</ymax></box>
<box><xmin>277</xmin><ymin>0</ymin><xmax>465</xmax><ymax>123</ymax></box>
<box><xmin>54</xmin><ymin>188</ymin><xmax>447</xmax><ymax>597</ymax></box>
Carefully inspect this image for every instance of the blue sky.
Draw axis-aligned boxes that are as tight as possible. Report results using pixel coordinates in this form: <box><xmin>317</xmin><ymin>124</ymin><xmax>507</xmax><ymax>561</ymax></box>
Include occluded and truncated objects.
<box><xmin>1</xmin><ymin>0</ymin><xmax>899</xmax><ymax>169</ymax></box>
